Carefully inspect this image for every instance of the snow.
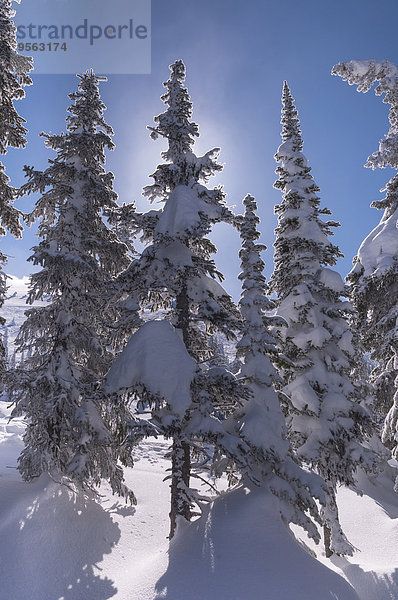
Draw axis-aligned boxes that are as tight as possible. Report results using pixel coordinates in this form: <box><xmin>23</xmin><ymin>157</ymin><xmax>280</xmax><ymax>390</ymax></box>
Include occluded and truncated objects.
<box><xmin>2</xmin><ymin>280</ymin><xmax>398</xmax><ymax>599</ymax></box>
<box><xmin>285</xmin><ymin>375</ymin><xmax>320</xmax><ymax>413</ymax></box>
<box><xmin>291</xmin><ymin>322</ymin><xmax>331</xmax><ymax>349</ymax></box>
<box><xmin>0</xmin><ymin>402</ymin><xmax>170</xmax><ymax>600</ymax></box>
<box><xmin>155</xmin><ymin>240</ymin><xmax>194</xmax><ymax>267</ymax></box>
<box><xmin>349</xmin><ymin>59</ymin><xmax>398</xmax><ymax>80</ymax></box>
<box><xmin>320</xmin><ymin>268</ymin><xmax>345</xmax><ymax>293</ymax></box>
<box><xmin>2</xmin><ymin>398</ymin><xmax>398</xmax><ymax>599</ymax></box>
<box><xmin>155</xmin><ymin>185</ymin><xmax>220</xmax><ymax>237</ymax></box>
<box><xmin>154</xmin><ymin>486</ymin><xmax>359</xmax><ymax>600</ymax></box>
<box><xmin>302</xmin><ymin>468</ymin><xmax>398</xmax><ymax>600</ymax></box>
<box><xmin>187</xmin><ymin>274</ymin><xmax>229</xmax><ymax>302</ymax></box>
<box><xmin>332</xmin><ymin>59</ymin><xmax>398</xmax><ymax>92</ymax></box>
<box><xmin>105</xmin><ymin>320</ymin><xmax>198</xmax><ymax>417</ymax></box>
<box><xmin>1</xmin><ymin>275</ymin><xmax>49</xmax><ymax>359</ymax></box>
<box><xmin>354</xmin><ymin>211</ymin><xmax>398</xmax><ymax>279</ymax></box>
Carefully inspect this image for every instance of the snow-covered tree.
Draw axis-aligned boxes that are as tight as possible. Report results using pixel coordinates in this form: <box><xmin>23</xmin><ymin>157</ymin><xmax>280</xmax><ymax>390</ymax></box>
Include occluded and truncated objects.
<box><xmin>0</xmin><ymin>0</ymin><xmax>32</xmax><ymax>381</ymax></box>
<box><xmin>332</xmin><ymin>60</ymin><xmax>398</xmax><ymax>462</ymax></box>
<box><xmin>229</xmin><ymin>193</ymin><xmax>324</xmax><ymax>542</ymax></box>
<box><xmin>2</xmin><ymin>326</ymin><xmax>8</xmax><ymax>362</ymax></box>
<box><xmin>269</xmin><ymin>82</ymin><xmax>377</xmax><ymax>556</ymax></box>
<box><xmin>8</xmin><ymin>71</ymin><xmax>135</xmax><ymax>500</ymax></box>
<box><xmin>8</xmin><ymin>347</ymin><xmax>15</xmax><ymax>369</ymax></box>
<box><xmin>111</xmin><ymin>60</ymin><xmax>244</xmax><ymax>537</ymax></box>
<box><xmin>207</xmin><ymin>333</ymin><xmax>230</xmax><ymax>368</ymax></box>
<box><xmin>0</xmin><ymin>325</ymin><xmax>8</xmax><ymax>392</ymax></box>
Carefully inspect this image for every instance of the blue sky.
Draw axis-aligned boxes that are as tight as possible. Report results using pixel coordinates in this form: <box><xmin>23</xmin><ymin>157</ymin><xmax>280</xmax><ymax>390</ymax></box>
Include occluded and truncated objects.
<box><xmin>4</xmin><ymin>0</ymin><xmax>398</xmax><ymax>300</ymax></box>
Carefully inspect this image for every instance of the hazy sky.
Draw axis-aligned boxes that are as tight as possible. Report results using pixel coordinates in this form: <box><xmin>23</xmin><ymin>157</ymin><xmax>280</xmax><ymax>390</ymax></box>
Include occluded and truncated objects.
<box><xmin>5</xmin><ymin>0</ymin><xmax>398</xmax><ymax>300</ymax></box>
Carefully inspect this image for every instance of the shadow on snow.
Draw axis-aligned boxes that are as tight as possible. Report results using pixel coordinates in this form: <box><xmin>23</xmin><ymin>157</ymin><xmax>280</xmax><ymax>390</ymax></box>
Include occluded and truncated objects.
<box><xmin>155</xmin><ymin>486</ymin><xmax>360</xmax><ymax>600</ymax></box>
<box><xmin>0</xmin><ymin>475</ymin><xmax>125</xmax><ymax>600</ymax></box>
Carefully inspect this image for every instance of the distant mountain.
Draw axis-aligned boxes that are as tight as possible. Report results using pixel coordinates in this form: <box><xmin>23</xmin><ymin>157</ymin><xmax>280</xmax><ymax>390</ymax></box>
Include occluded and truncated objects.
<box><xmin>1</xmin><ymin>275</ymin><xmax>239</xmax><ymax>368</ymax></box>
<box><xmin>1</xmin><ymin>275</ymin><xmax>49</xmax><ymax>362</ymax></box>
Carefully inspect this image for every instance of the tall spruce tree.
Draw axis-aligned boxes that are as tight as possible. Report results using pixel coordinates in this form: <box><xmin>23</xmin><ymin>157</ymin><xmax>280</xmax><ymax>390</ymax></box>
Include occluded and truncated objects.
<box><xmin>269</xmin><ymin>82</ymin><xmax>377</xmax><ymax>556</ymax></box>
<box><xmin>108</xmin><ymin>60</ymin><xmax>245</xmax><ymax>538</ymax></box>
<box><xmin>206</xmin><ymin>333</ymin><xmax>230</xmax><ymax>369</ymax></box>
<box><xmin>229</xmin><ymin>193</ymin><xmax>324</xmax><ymax>542</ymax></box>
<box><xmin>8</xmin><ymin>72</ymin><xmax>135</xmax><ymax>500</ymax></box>
<box><xmin>332</xmin><ymin>60</ymin><xmax>398</xmax><ymax>466</ymax></box>
<box><xmin>0</xmin><ymin>0</ymin><xmax>32</xmax><ymax>380</ymax></box>
<box><xmin>2</xmin><ymin>325</ymin><xmax>8</xmax><ymax>362</ymax></box>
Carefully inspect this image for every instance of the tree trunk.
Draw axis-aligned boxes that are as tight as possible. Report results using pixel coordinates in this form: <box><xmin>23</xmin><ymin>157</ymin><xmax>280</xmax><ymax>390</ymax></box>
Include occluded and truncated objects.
<box><xmin>324</xmin><ymin>523</ymin><xmax>333</xmax><ymax>558</ymax></box>
<box><xmin>169</xmin><ymin>437</ymin><xmax>191</xmax><ymax>539</ymax></box>
<box><xmin>176</xmin><ymin>282</ymin><xmax>190</xmax><ymax>347</ymax></box>
<box><xmin>168</xmin><ymin>281</ymin><xmax>192</xmax><ymax>540</ymax></box>
<box><xmin>322</xmin><ymin>482</ymin><xmax>337</xmax><ymax>558</ymax></box>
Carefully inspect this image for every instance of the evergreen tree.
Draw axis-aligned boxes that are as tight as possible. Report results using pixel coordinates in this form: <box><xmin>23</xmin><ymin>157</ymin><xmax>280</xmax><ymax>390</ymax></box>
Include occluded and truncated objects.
<box><xmin>8</xmin><ymin>71</ymin><xmax>135</xmax><ymax>500</ymax></box>
<box><xmin>0</xmin><ymin>0</ymin><xmax>32</xmax><ymax>380</ymax></box>
<box><xmin>269</xmin><ymin>82</ymin><xmax>377</xmax><ymax>556</ymax></box>
<box><xmin>229</xmin><ymin>193</ymin><xmax>324</xmax><ymax>542</ymax></box>
<box><xmin>111</xmin><ymin>60</ymin><xmax>244</xmax><ymax>538</ymax></box>
<box><xmin>332</xmin><ymin>60</ymin><xmax>398</xmax><ymax>460</ymax></box>
<box><xmin>9</xmin><ymin>347</ymin><xmax>15</xmax><ymax>369</ymax></box>
<box><xmin>2</xmin><ymin>326</ymin><xmax>8</xmax><ymax>362</ymax></box>
<box><xmin>0</xmin><ymin>325</ymin><xmax>8</xmax><ymax>392</ymax></box>
<box><xmin>207</xmin><ymin>333</ymin><xmax>230</xmax><ymax>369</ymax></box>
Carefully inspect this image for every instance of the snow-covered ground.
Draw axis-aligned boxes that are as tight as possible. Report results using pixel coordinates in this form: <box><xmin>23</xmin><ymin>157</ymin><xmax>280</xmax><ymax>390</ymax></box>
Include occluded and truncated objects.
<box><xmin>1</xmin><ymin>275</ymin><xmax>398</xmax><ymax>600</ymax></box>
<box><xmin>0</xmin><ymin>401</ymin><xmax>170</xmax><ymax>600</ymax></box>
<box><xmin>1</xmin><ymin>399</ymin><xmax>398</xmax><ymax>600</ymax></box>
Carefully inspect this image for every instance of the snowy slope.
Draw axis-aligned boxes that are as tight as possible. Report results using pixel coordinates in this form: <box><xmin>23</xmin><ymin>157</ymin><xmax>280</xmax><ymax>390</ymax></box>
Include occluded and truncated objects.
<box><xmin>328</xmin><ymin>471</ymin><xmax>398</xmax><ymax>600</ymax></box>
<box><xmin>0</xmin><ymin>401</ymin><xmax>171</xmax><ymax>600</ymax></box>
<box><xmin>154</xmin><ymin>487</ymin><xmax>359</xmax><ymax>600</ymax></box>
<box><xmin>1</xmin><ymin>398</ymin><xmax>398</xmax><ymax>600</ymax></box>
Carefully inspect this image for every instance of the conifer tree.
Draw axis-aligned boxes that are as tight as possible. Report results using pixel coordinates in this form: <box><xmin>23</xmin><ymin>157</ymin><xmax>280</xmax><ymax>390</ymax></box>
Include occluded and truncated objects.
<box><xmin>269</xmin><ymin>82</ymin><xmax>377</xmax><ymax>556</ymax></box>
<box><xmin>0</xmin><ymin>0</ymin><xmax>32</xmax><ymax>380</ymax></box>
<box><xmin>110</xmin><ymin>60</ymin><xmax>244</xmax><ymax>538</ymax></box>
<box><xmin>207</xmin><ymin>334</ymin><xmax>230</xmax><ymax>369</ymax></box>
<box><xmin>8</xmin><ymin>71</ymin><xmax>135</xmax><ymax>500</ymax></box>
<box><xmin>230</xmin><ymin>193</ymin><xmax>324</xmax><ymax>542</ymax></box>
<box><xmin>9</xmin><ymin>347</ymin><xmax>15</xmax><ymax>369</ymax></box>
<box><xmin>0</xmin><ymin>325</ymin><xmax>8</xmax><ymax>392</ymax></box>
<box><xmin>2</xmin><ymin>326</ymin><xmax>8</xmax><ymax>362</ymax></box>
<box><xmin>332</xmin><ymin>60</ymin><xmax>398</xmax><ymax>463</ymax></box>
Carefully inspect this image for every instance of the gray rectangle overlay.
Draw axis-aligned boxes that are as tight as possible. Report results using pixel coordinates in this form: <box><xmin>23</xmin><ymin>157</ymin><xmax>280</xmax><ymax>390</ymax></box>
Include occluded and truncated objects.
<box><xmin>13</xmin><ymin>0</ymin><xmax>151</xmax><ymax>75</ymax></box>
